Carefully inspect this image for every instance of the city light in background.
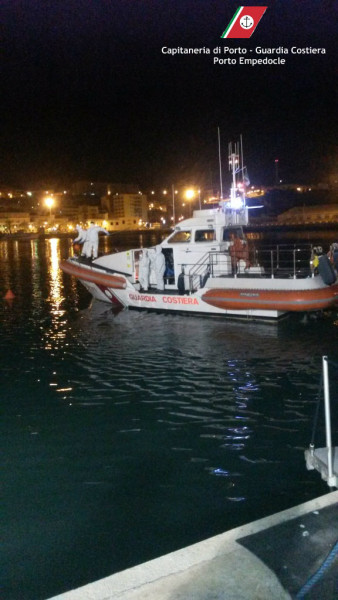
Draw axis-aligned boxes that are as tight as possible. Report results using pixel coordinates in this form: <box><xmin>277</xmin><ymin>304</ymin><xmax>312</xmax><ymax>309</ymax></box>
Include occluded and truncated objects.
<box><xmin>44</xmin><ymin>196</ymin><xmax>55</xmax><ymax>217</ymax></box>
<box><xmin>184</xmin><ymin>188</ymin><xmax>195</xmax><ymax>201</ymax></box>
<box><xmin>0</xmin><ymin>176</ymin><xmax>336</xmax><ymax>236</ymax></box>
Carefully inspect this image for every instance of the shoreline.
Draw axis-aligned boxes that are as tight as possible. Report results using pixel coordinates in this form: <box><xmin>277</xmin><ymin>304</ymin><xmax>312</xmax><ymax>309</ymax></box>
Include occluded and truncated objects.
<box><xmin>0</xmin><ymin>222</ymin><xmax>337</xmax><ymax>244</ymax></box>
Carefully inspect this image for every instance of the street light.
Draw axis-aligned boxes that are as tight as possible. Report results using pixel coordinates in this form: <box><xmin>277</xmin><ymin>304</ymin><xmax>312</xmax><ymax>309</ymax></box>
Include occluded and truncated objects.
<box><xmin>171</xmin><ymin>185</ymin><xmax>179</xmax><ymax>225</ymax></box>
<box><xmin>185</xmin><ymin>188</ymin><xmax>201</xmax><ymax>209</ymax></box>
<box><xmin>185</xmin><ymin>188</ymin><xmax>195</xmax><ymax>201</ymax></box>
<box><xmin>45</xmin><ymin>196</ymin><xmax>54</xmax><ymax>217</ymax></box>
<box><xmin>185</xmin><ymin>188</ymin><xmax>196</xmax><ymax>216</ymax></box>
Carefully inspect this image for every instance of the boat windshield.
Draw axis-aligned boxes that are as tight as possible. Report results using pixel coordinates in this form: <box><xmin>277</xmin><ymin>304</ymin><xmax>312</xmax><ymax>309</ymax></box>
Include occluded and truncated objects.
<box><xmin>194</xmin><ymin>229</ymin><xmax>216</xmax><ymax>242</ymax></box>
<box><xmin>167</xmin><ymin>230</ymin><xmax>191</xmax><ymax>243</ymax></box>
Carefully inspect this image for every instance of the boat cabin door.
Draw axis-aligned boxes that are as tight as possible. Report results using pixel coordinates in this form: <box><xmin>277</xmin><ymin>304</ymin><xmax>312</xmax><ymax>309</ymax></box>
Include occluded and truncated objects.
<box><xmin>163</xmin><ymin>227</ymin><xmax>217</xmax><ymax>287</ymax></box>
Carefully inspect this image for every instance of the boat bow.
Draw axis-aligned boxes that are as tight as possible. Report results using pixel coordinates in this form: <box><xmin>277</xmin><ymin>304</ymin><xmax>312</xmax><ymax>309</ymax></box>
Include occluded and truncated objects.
<box><xmin>60</xmin><ymin>259</ymin><xmax>127</xmax><ymax>289</ymax></box>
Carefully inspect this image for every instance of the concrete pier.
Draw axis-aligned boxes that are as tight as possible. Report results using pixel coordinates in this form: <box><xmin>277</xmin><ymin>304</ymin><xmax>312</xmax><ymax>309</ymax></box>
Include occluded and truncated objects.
<box><xmin>49</xmin><ymin>491</ymin><xmax>338</xmax><ymax>600</ymax></box>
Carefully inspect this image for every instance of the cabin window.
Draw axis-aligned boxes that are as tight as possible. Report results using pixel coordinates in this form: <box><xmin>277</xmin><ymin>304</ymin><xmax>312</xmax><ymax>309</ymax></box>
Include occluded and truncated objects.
<box><xmin>222</xmin><ymin>228</ymin><xmax>243</xmax><ymax>241</ymax></box>
<box><xmin>195</xmin><ymin>229</ymin><xmax>215</xmax><ymax>242</ymax></box>
<box><xmin>167</xmin><ymin>230</ymin><xmax>191</xmax><ymax>243</ymax></box>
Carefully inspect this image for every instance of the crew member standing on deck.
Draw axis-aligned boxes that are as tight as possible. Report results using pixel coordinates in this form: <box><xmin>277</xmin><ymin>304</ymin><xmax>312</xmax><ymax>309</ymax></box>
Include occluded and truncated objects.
<box><xmin>229</xmin><ymin>233</ymin><xmax>250</xmax><ymax>274</ymax></box>
<box><xmin>154</xmin><ymin>245</ymin><xmax>166</xmax><ymax>290</ymax></box>
<box><xmin>311</xmin><ymin>246</ymin><xmax>322</xmax><ymax>275</ymax></box>
<box><xmin>73</xmin><ymin>225</ymin><xmax>87</xmax><ymax>257</ymax></box>
<box><xmin>333</xmin><ymin>244</ymin><xmax>338</xmax><ymax>272</ymax></box>
<box><xmin>139</xmin><ymin>249</ymin><xmax>150</xmax><ymax>291</ymax></box>
<box><xmin>328</xmin><ymin>243</ymin><xmax>338</xmax><ymax>272</ymax></box>
<box><xmin>85</xmin><ymin>222</ymin><xmax>109</xmax><ymax>260</ymax></box>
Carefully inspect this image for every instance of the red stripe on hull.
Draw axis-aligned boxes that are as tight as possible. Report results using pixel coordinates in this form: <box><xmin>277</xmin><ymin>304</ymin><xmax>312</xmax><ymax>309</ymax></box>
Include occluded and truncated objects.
<box><xmin>96</xmin><ymin>285</ymin><xmax>125</xmax><ymax>307</ymax></box>
<box><xmin>202</xmin><ymin>285</ymin><xmax>338</xmax><ymax>312</ymax></box>
<box><xmin>60</xmin><ymin>260</ymin><xmax>127</xmax><ymax>289</ymax></box>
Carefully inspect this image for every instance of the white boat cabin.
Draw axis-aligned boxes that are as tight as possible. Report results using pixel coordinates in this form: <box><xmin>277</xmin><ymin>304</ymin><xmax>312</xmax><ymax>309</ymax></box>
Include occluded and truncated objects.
<box><xmin>95</xmin><ymin>206</ymin><xmax>250</xmax><ymax>292</ymax></box>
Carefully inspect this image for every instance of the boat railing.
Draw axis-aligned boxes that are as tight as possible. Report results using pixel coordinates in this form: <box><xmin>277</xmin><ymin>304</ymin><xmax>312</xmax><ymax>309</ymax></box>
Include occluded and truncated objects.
<box><xmin>208</xmin><ymin>251</ymin><xmax>232</xmax><ymax>278</ymax></box>
<box><xmin>253</xmin><ymin>243</ymin><xmax>313</xmax><ymax>279</ymax></box>
<box><xmin>206</xmin><ymin>243</ymin><xmax>313</xmax><ymax>279</ymax></box>
<box><xmin>186</xmin><ymin>243</ymin><xmax>314</xmax><ymax>290</ymax></box>
<box><xmin>187</xmin><ymin>252</ymin><xmax>212</xmax><ymax>292</ymax></box>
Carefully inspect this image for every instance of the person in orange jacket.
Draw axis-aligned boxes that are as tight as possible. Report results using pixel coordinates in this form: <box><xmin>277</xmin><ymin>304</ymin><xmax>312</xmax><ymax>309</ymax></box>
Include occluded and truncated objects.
<box><xmin>229</xmin><ymin>233</ymin><xmax>250</xmax><ymax>274</ymax></box>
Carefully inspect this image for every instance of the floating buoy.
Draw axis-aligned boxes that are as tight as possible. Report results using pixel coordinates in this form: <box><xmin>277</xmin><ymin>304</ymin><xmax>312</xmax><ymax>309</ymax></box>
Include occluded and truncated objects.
<box><xmin>4</xmin><ymin>289</ymin><xmax>15</xmax><ymax>300</ymax></box>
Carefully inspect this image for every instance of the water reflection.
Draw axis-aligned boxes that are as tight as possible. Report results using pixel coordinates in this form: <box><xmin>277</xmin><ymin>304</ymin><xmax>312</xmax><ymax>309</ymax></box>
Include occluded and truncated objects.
<box><xmin>2</xmin><ymin>241</ymin><xmax>338</xmax><ymax>491</ymax></box>
<box><xmin>1</xmin><ymin>236</ymin><xmax>338</xmax><ymax>600</ymax></box>
<box><xmin>0</xmin><ymin>241</ymin><xmax>11</xmax><ymax>292</ymax></box>
<box><xmin>29</xmin><ymin>239</ymin><xmax>43</xmax><ymax>313</ymax></box>
<box><xmin>47</xmin><ymin>238</ymin><xmax>65</xmax><ymax>315</ymax></box>
<box><xmin>42</xmin><ymin>238</ymin><xmax>69</xmax><ymax>351</ymax></box>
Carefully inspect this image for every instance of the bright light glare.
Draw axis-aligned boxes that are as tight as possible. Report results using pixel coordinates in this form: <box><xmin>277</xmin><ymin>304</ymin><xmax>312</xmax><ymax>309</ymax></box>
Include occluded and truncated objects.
<box><xmin>229</xmin><ymin>196</ymin><xmax>244</xmax><ymax>210</ymax></box>
<box><xmin>185</xmin><ymin>189</ymin><xmax>195</xmax><ymax>200</ymax></box>
<box><xmin>45</xmin><ymin>196</ymin><xmax>54</xmax><ymax>209</ymax></box>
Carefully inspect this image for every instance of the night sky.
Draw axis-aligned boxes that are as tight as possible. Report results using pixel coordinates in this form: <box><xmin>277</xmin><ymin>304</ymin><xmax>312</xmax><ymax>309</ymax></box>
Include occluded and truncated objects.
<box><xmin>2</xmin><ymin>0</ymin><xmax>338</xmax><ymax>189</ymax></box>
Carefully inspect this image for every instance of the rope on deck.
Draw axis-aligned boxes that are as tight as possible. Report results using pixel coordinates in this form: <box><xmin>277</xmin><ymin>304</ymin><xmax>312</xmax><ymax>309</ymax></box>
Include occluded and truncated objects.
<box><xmin>295</xmin><ymin>540</ymin><xmax>338</xmax><ymax>599</ymax></box>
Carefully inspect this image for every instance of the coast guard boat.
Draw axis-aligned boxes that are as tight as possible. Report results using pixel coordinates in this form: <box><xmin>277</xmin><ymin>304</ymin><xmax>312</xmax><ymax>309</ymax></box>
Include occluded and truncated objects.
<box><xmin>60</xmin><ymin>148</ymin><xmax>338</xmax><ymax>321</ymax></box>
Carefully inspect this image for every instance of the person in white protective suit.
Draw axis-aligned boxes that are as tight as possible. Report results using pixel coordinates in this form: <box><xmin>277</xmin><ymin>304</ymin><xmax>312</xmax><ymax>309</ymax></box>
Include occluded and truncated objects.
<box><xmin>154</xmin><ymin>245</ymin><xmax>166</xmax><ymax>290</ymax></box>
<box><xmin>138</xmin><ymin>249</ymin><xmax>150</xmax><ymax>291</ymax></box>
<box><xmin>85</xmin><ymin>222</ymin><xmax>109</xmax><ymax>259</ymax></box>
<box><xmin>73</xmin><ymin>225</ymin><xmax>88</xmax><ymax>257</ymax></box>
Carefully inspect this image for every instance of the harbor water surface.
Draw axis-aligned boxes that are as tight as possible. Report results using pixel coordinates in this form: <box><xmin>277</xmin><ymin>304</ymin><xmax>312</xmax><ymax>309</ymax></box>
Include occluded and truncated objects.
<box><xmin>1</xmin><ymin>236</ymin><xmax>338</xmax><ymax>600</ymax></box>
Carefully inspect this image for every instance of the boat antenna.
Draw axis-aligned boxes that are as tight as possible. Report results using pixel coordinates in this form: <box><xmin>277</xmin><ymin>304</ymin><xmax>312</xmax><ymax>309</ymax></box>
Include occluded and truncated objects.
<box><xmin>218</xmin><ymin>127</ymin><xmax>223</xmax><ymax>200</ymax></box>
<box><xmin>240</xmin><ymin>134</ymin><xmax>244</xmax><ymax>175</ymax></box>
<box><xmin>228</xmin><ymin>141</ymin><xmax>239</xmax><ymax>205</ymax></box>
<box><xmin>171</xmin><ymin>184</ymin><xmax>175</xmax><ymax>226</ymax></box>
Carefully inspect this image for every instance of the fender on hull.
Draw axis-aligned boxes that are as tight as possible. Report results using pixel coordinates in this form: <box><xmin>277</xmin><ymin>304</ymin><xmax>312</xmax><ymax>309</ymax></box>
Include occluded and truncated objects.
<box><xmin>60</xmin><ymin>260</ymin><xmax>127</xmax><ymax>289</ymax></box>
<box><xmin>202</xmin><ymin>285</ymin><xmax>338</xmax><ymax>312</ymax></box>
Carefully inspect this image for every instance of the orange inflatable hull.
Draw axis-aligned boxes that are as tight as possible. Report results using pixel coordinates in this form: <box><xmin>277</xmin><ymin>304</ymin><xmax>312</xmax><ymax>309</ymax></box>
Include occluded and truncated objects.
<box><xmin>202</xmin><ymin>285</ymin><xmax>338</xmax><ymax>312</ymax></box>
<box><xmin>60</xmin><ymin>260</ymin><xmax>127</xmax><ymax>289</ymax></box>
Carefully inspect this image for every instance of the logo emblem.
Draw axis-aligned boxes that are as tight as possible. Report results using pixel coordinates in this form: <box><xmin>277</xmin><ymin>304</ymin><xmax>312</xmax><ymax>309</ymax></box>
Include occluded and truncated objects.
<box><xmin>221</xmin><ymin>6</ymin><xmax>267</xmax><ymax>39</ymax></box>
<box><xmin>240</xmin><ymin>15</ymin><xmax>254</xmax><ymax>29</ymax></box>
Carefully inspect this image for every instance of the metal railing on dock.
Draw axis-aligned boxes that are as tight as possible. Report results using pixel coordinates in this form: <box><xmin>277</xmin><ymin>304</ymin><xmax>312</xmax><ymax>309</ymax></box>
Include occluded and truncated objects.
<box><xmin>305</xmin><ymin>356</ymin><xmax>338</xmax><ymax>488</ymax></box>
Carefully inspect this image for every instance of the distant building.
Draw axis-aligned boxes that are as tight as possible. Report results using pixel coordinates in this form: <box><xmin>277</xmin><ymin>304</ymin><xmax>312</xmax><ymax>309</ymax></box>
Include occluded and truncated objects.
<box><xmin>277</xmin><ymin>204</ymin><xmax>338</xmax><ymax>224</ymax></box>
<box><xmin>102</xmin><ymin>189</ymin><xmax>148</xmax><ymax>230</ymax></box>
<box><xmin>77</xmin><ymin>205</ymin><xmax>102</xmax><ymax>223</ymax></box>
<box><xmin>147</xmin><ymin>198</ymin><xmax>169</xmax><ymax>226</ymax></box>
<box><xmin>0</xmin><ymin>212</ymin><xmax>31</xmax><ymax>233</ymax></box>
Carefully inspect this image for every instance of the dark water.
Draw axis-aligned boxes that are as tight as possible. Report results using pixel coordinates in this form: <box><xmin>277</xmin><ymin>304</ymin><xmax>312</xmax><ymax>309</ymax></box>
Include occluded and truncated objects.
<box><xmin>1</xmin><ymin>236</ymin><xmax>338</xmax><ymax>600</ymax></box>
